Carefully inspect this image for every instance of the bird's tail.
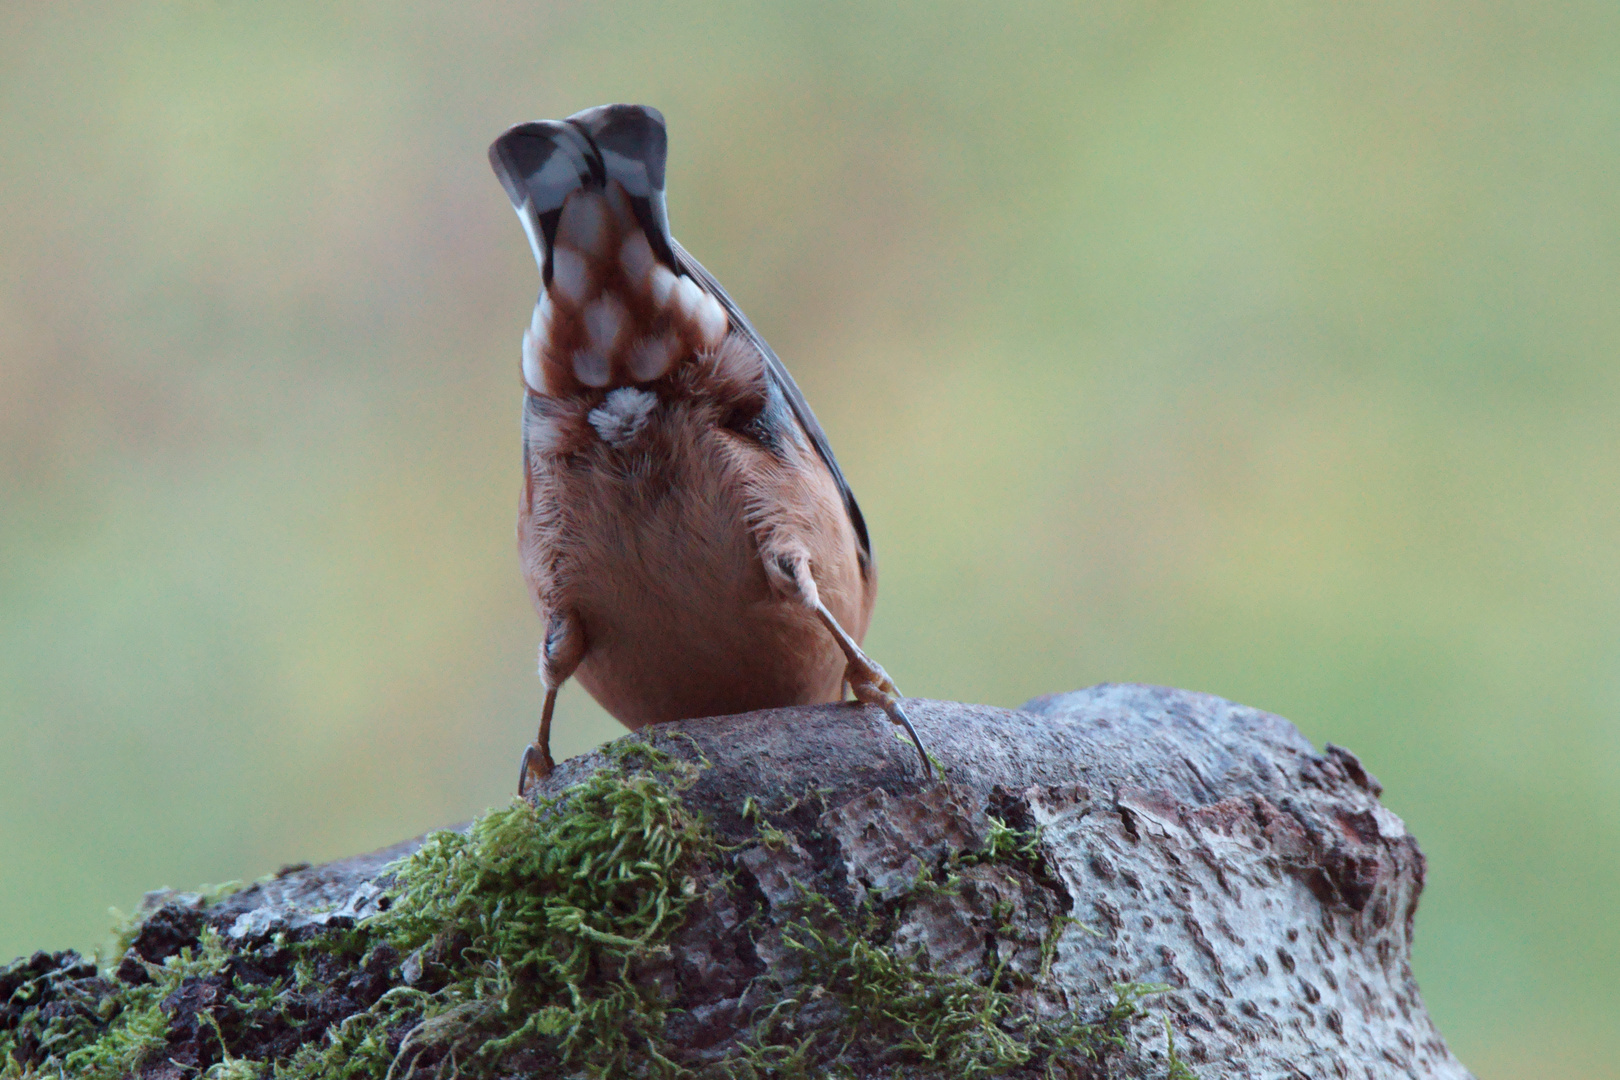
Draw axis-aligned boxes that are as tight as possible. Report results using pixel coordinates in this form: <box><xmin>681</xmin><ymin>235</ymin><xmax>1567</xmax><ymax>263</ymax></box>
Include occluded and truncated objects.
<box><xmin>489</xmin><ymin>104</ymin><xmax>729</xmax><ymax>395</ymax></box>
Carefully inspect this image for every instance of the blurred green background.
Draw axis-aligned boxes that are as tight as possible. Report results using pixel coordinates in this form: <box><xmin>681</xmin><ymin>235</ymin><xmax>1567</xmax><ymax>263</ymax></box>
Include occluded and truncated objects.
<box><xmin>2</xmin><ymin>3</ymin><xmax>1615</xmax><ymax>1075</ymax></box>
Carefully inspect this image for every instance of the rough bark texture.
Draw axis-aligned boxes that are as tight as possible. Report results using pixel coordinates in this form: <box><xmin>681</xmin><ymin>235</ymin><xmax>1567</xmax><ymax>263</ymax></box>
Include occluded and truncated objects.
<box><xmin>2</xmin><ymin>685</ymin><xmax>1474</xmax><ymax>1079</ymax></box>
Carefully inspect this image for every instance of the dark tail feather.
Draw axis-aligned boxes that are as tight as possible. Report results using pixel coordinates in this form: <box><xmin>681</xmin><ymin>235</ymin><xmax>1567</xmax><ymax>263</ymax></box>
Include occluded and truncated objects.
<box><xmin>489</xmin><ymin>104</ymin><xmax>678</xmax><ymax>284</ymax></box>
<box><xmin>563</xmin><ymin>104</ymin><xmax>677</xmax><ymax>270</ymax></box>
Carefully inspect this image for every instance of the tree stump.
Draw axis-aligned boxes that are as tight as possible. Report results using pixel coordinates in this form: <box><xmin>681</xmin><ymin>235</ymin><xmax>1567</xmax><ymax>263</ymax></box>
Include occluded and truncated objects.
<box><xmin>1</xmin><ymin>685</ymin><xmax>1474</xmax><ymax>1079</ymax></box>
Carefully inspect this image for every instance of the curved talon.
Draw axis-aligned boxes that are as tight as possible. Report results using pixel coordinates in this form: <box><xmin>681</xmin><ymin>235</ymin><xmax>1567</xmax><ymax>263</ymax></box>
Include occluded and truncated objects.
<box><xmin>517</xmin><ymin>743</ymin><xmax>554</xmax><ymax>798</ymax></box>
<box><xmin>846</xmin><ymin>664</ymin><xmax>933</xmax><ymax>778</ymax></box>
<box><xmin>810</xmin><ymin>598</ymin><xmax>933</xmax><ymax>778</ymax></box>
<box><xmin>882</xmin><ymin>695</ymin><xmax>933</xmax><ymax>779</ymax></box>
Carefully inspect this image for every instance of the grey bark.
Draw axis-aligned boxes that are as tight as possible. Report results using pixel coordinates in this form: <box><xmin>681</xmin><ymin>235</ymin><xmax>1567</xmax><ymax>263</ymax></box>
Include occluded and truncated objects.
<box><xmin>206</xmin><ymin>683</ymin><xmax>1472</xmax><ymax>1079</ymax></box>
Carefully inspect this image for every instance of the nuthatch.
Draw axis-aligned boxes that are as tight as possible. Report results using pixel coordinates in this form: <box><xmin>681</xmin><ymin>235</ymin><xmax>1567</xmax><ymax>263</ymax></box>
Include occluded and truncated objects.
<box><xmin>488</xmin><ymin>104</ymin><xmax>930</xmax><ymax>795</ymax></box>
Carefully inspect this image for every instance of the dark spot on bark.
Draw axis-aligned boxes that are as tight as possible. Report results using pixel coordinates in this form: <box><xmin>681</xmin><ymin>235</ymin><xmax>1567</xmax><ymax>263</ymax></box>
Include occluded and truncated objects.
<box><xmin>116</xmin><ymin>902</ymin><xmax>205</xmax><ymax>984</ymax></box>
<box><xmin>1118</xmin><ymin>805</ymin><xmax>1141</xmax><ymax>842</ymax></box>
<box><xmin>1092</xmin><ymin>895</ymin><xmax>1123</xmax><ymax>933</ymax></box>
<box><xmin>1300</xmin><ymin>868</ymin><xmax>1337</xmax><ymax>906</ymax></box>
<box><xmin>1324</xmin><ymin>744</ymin><xmax>1382</xmax><ymax>795</ymax></box>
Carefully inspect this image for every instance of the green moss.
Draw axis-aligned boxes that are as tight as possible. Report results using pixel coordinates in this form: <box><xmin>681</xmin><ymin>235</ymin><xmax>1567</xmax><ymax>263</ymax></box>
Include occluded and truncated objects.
<box><xmin>726</xmin><ymin>891</ymin><xmax>1164</xmax><ymax>1079</ymax></box>
<box><xmin>962</xmin><ymin>816</ymin><xmax>1046</xmax><ymax>869</ymax></box>
<box><xmin>4</xmin><ymin>737</ymin><xmax>1195</xmax><ymax>1079</ymax></box>
<box><xmin>1162</xmin><ymin>1017</ymin><xmax>1196</xmax><ymax>1080</ymax></box>
<box><xmin>274</xmin><ymin>739</ymin><xmax>712</xmax><ymax>1079</ymax></box>
<box><xmin>740</xmin><ymin>796</ymin><xmax>795</xmax><ymax>850</ymax></box>
<box><xmin>1</xmin><ymin>928</ymin><xmax>234</xmax><ymax>1080</ymax></box>
<box><xmin>105</xmin><ymin>880</ymin><xmax>246</xmax><ymax>964</ymax></box>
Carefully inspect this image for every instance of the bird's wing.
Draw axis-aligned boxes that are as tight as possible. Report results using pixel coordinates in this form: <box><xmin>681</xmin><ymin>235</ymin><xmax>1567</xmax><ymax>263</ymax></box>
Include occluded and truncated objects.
<box><xmin>671</xmin><ymin>240</ymin><xmax>873</xmax><ymax>565</ymax></box>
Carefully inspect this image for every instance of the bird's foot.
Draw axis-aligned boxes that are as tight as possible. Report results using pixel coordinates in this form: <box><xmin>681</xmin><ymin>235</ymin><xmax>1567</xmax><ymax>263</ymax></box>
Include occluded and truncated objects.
<box><xmin>844</xmin><ymin>651</ymin><xmax>933</xmax><ymax>779</ymax></box>
<box><xmin>517</xmin><ymin>742</ymin><xmax>555</xmax><ymax>798</ymax></box>
<box><xmin>518</xmin><ymin>683</ymin><xmax>564</xmax><ymax>798</ymax></box>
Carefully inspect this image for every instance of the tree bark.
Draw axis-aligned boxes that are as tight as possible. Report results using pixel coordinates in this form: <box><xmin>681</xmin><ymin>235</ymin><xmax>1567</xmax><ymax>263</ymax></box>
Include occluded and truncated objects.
<box><xmin>4</xmin><ymin>684</ymin><xmax>1474</xmax><ymax>1079</ymax></box>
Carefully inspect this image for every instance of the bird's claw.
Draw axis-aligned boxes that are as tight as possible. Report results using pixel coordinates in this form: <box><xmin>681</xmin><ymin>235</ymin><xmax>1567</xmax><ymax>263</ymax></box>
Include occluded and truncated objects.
<box><xmin>845</xmin><ymin>655</ymin><xmax>933</xmax><ymax>779</ymax></box>
<box><xmin>517</xmin><ymin>742</ymin><xmax>555</xmax><ymax>798</ymax></box>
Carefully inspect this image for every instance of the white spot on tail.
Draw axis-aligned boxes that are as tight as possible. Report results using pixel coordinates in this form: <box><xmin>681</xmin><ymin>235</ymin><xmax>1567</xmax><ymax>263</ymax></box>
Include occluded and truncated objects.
<box><xmin>587</xmin><ymin>387</ymin><xmax>657</xmax><ymax>448</ymax></box>
<box><xmin>526</xmin><ymin>406</ymin><xmax>564</xmax><ymax>455</ymax></box>
<box><xmin>599</xmin><ymin>150</ymin><xmax>654</xmax><ymax>198</ymax></box>
<box><xmin>628</xmin><ymin>333</ymin><xmax>680</xmax><ymax>382</ymax></box>
<box><xmin>694</xmin><ymin>292</ymin><xmax>728</xmax><ymax>350</ymax></box>
<box><xmin>583</xmin><ymin>295</ymin><xmax>626</xmax><ymax>353</ymax></box>
<box><xmin>673</xmin><ymin>274</ymin><xmax>704</xmax><ymax>322</ymax></box>
<box><xmin>620</xmin><ymin>232</ymin><xmax>654</xmax><ymax>288</ymax></box>
<box><xmin>522</xmin><ymin>328</ymin><xmax>544</xmax><ymax>392</ymax></box>
<box><xmin>530</xmin><ymin>290</ymin><xmax>553</xmax><ymax>337</ymax></box>
<box><xmin>550</xmin><ymin>247</ymin><xmax>590</xmax><ymax>306</ymax></box>
<box><xmin>572</xmin><ymin>349</ymin><xmax>611</xmax><ymax>387</ymax></box>
<box><xmin>522</xmin><ymin>293</ymin><xmax>553</xmax><ymax>393</ymax></box>
<box><xmin>556</xmin><ymin>190</ymin><xmax>607</xmax><ymax>255</ymax></box>
<box><xmin>650</xmin><ymin>265</ymin><xmax>678</xmax><ymax>309</ymax></box>
<box><xmin>515</xmin><ymin>202</ymin><xmax>545</xmax><ymax>271</ymax></box>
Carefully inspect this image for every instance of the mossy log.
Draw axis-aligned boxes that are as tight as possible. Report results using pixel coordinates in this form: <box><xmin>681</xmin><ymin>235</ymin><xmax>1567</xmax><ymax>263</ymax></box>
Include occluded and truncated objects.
<box><xmin>2</xmin><ymin>685</ymin><xmax>1474</xmax><ymax>1079</ymax></box>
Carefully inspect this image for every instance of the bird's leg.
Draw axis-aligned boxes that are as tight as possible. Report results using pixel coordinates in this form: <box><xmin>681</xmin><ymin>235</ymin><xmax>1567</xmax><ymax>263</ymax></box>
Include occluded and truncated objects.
<box><xmin>765</xmin><ymin>546</ymin><xmax>932</xmax><ymax>778</ymax></box>
<box><xmin>518</xmin><ymin>688</ymin><xmax>559</xmax><ymax>797</ymax></box>
<box><xmin>519</xmin><ymin>608</ymin><xmax>586</xmax><ymax>797</ymax></box>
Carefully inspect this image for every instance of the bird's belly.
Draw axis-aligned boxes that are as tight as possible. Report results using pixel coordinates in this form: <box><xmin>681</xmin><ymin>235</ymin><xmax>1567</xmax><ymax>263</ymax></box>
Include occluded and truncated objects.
<box><xmin>536</xmin><ymin>433</ymin><xmax>850</xmax><ymax>729</ymax></box>
<box><xmin>576</xmin><ymin>588</ymin><xmax>845</xmax><ymax>729</ymax></box>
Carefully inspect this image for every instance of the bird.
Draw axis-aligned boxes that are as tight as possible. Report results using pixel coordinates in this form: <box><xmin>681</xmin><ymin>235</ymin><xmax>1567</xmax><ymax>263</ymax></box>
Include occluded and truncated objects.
<box><xmin>488</xmin><ymin>104</ymin><xmax>931</xmax><ymax>796</ymax></box>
